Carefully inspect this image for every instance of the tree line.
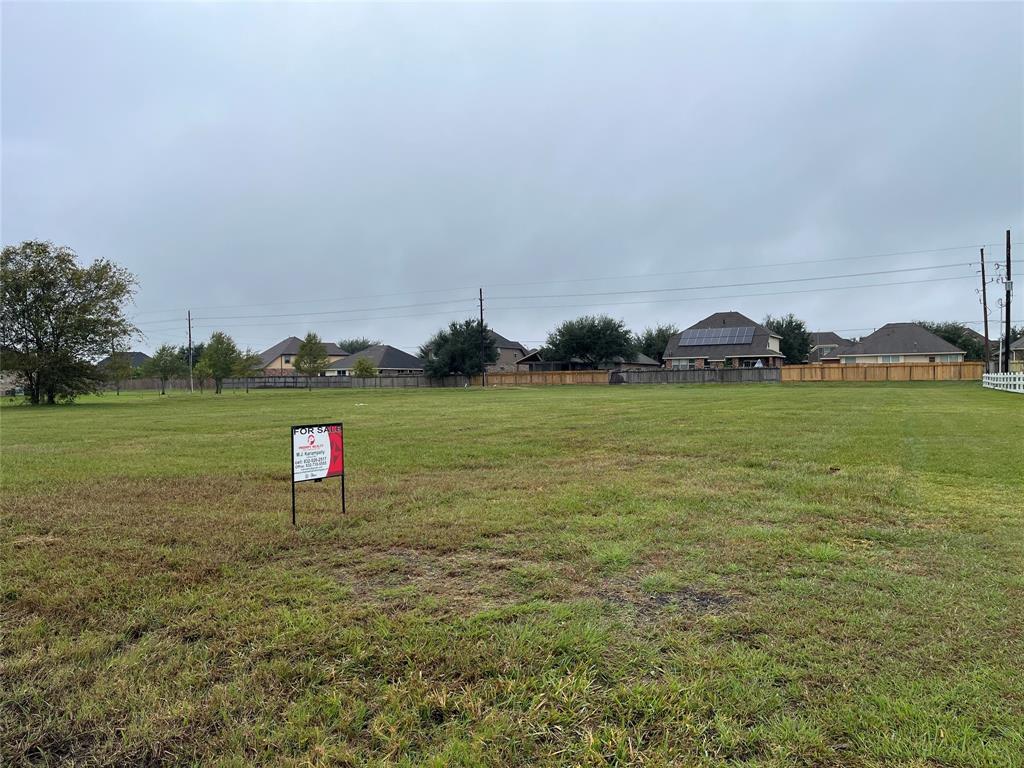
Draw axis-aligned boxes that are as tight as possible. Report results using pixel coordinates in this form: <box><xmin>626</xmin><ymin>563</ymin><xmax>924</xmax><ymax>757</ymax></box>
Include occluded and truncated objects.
<box><xmin>3</xmin><ymin>241</ymin><xmax>1017</xmax><ymax>403</ymax></box>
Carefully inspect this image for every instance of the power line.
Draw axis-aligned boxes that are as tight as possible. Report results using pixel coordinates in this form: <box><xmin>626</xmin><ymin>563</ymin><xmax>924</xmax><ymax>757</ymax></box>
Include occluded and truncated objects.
<box><xmin>489</xmin><ymin>262</ymin><xmax>971</xmax><ymax>302</ymax></box>
<box><xmin>486</xmin><ymin>274</ymin><xmax>975</xmax><ymax>313</ymax></box>
<box><xmin>478</xmin><ymin>242</ymin><xmax>1021</xmax><ymax>291</ymax></box>
<box><xmin>180</xmin><ymin>306</ymin><xmax>477</xmax><ymax>333</ymax></box>
<box><xmin>136</xmin><ymin>261</ymin><xmax>972</xmax><ymax>331</ymax></box>
<box><xmin>194</xmin><ymin>297</ymin><xmax>477</xmax><ymax>322</ymax></box>
<box><xmin>125</xmin><ymin>240</ymin><xmax>1021</xmax><ymax>318</ymax></box>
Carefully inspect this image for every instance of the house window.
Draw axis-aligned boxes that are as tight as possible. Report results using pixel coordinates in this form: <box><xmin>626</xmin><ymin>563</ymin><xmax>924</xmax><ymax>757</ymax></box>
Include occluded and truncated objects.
<box><xmin>880</xmin><ymin>355</ymin><xmax>901</xmax><ymax>363</ymax></box>
<box><xmin>843</xmin><ymin>357</ymin><xmax>857</xmax><ymax>364</ymax></box>
<box><xmin>284</xmin><ymin>356</ymin><xmax>292</xmax><ymax>364</ymax></box>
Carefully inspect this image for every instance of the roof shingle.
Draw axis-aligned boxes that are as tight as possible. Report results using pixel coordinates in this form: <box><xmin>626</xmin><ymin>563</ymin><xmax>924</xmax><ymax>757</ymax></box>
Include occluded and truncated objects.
<box><xmin>833</xmin><ymin>323</ymin><xmax>964</xmax><ymax>357</ymax></box>
<box><xmin>326</xmin><ymin>345</ymin><xmax>424</xmax><ymax>371</ymax></box>
<box><xmin>663</xmin><ymin>311</ymin><xmax>783</xmax><ymax>361</ymax></box>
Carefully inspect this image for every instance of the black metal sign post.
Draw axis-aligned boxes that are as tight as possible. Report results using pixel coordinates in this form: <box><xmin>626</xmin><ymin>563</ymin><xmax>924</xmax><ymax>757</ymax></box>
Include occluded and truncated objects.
<box><xmin>290</xmin><ymin>422</ymin><xmax>345</xmax><ymax>526</ymax></box>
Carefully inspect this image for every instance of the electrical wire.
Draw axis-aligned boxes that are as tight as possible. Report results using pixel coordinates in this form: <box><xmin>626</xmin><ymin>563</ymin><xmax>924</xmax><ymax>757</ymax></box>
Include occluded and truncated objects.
<box><xmin>486</xmin><ymin>274</ymin><xmax>976</xmax><ymax>313</ymax></box>
<box><xmin>488</xmin><ymin>262</ymin><xmax>971</xmax><ymax>302</ymax></box>
<box><xmin>126</xmin><ymin>240</ymin><xmax>1020</xmax><ymax>318</ymax></box>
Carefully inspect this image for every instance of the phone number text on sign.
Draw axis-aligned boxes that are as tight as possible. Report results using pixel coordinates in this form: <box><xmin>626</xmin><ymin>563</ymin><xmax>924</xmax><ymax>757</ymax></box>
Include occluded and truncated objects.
<box><xmin>292</xmin><ymin>424</ymin><xmax>344</xmax><ymax>482</ymax></box>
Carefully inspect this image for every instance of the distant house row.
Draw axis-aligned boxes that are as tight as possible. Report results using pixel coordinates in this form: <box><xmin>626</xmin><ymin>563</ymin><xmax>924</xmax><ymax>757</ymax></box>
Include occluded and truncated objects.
<box><xmin>807</xmin><ymin>323</ymin><xmax>965</xmax><ymax>364</ymax></box>
<box><xmin>660</xmin><ymin>312</ymin><xmax>984</xmax><ymax>369</ymax></box>
<box><xmin>108</xmin><ymin>312</ymin><xmax>1016</xmax><ymax>379</ymax></box>
<box><xmin>260</xmin><ymin>338</ymin><xmax>425</xmax><ymax>376</ymax></box>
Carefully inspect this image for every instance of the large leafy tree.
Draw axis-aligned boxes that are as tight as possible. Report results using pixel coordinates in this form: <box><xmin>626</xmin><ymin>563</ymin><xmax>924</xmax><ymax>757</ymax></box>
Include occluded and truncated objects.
<box><xmin>293</xmin><ymin>332</ymin><xmax>329</xmax><ymax>388</ymax></box>
<box><xmin>202</xmin><ymin>332</ymin><xmax>244</xmax><ymax>394</ymax></box>
<box><xmin>421</xmin><ymin>319</ymin><xmax>498</xmax><ymax>377</ymax></box>
<box><xmin>103</xmin><ymin>349</ymin><xmax>135</xmax><ymax>395</ymax></box>
<box><xmin>637</xmin><ymin>324</ymin><xmax>679</xmax><ymax>365</ymax></box>
<box><xmin>545</xmin><ymin>315</ymin><xmax>636</xmax><ymax>368</ymax></box>
<box><xmin>1</xmin><ymin>241</ymin><xmax>137</xmax><ymax>404</ymax></box>
<box><xmin>916</xmin><ymin>321</ymin><xmax>985</xmax><ymax>361</ymax></box>
<box><xmin>337</xmin><ymin>337</ymin><xmax>379</xmax><ymax>354</ymax></box>
<box><xmin>142</xmin><ymin>344</ymin><xmax>186</xmax><ymax>395</ymax></box>
<box><xmin>763</xmin><ymin>314</ymin><xmax>811</xmax><ymax>365</ymax></box>
<box><xmin>176</xmin><ymin>342</ymin><xmax>205</xmax><ymax>369</ymax></box>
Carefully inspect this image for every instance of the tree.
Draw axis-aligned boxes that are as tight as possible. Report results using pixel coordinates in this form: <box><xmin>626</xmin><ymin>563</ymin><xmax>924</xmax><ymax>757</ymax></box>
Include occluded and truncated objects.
<box><xmin>916</xmin><ymin>321</ymin><xmax>985</xmax><ymax>361</ymax></box>
<box><xmin>1</xmin><ymin>241</ymin><xmax>137</xmax><ymax>404</ymax></box>
<box><xmin>176</xmin><ymin>342</ymin><xmax>205</xmax><ymax>370</ymax></box>
<box><xmin>763</xmin><ymin>314</ymin><xmax>811</xmax><ymax>365</ymax></box>
<box><xmin>193</xmin><ymin>357</ymin><xmax>212</xmax><ymax>394</ymax></box>
<box><xmin>104</xmin><ymin>349</ymin><xmax>135</xmax><ymax>395</ymax></box>
<box><xmin>338</xmin><ymin>337</ymin><xmax>380</xmax><ymax>354</ymax></box>
<box><xmin>142</xmin><ymin>344</ymin><xmax>186</xmax><ymax>395</ymax></box>
<box><xmin>421</xmin><ymin>319</ymin><xmax>498</xmax><ymax>378</ymax></box>
<box><xmin>351</xmin><ymin>358</ymin><xmax>378</xmax><ymax>377</ymax></box>
<box><xmin>234</xmin><ymin>348</ymin><xmax>263</xmax><ymax>377</ymax></box>
<box><xmin>637</xmin><ymin>324</ymin><xmax>680</xmax><ymax>365</ymax></box>
<box><xmin>233</xmin><ymin>348</ymin><xmax>263</xmax><ymax>393</ymax></box>
<box><xmin>202</xmin><ymin>332</ymin><xmax>244</xmax><ymax>394</ymax></box>
<box><xmin>293</xmin><ymin>332</ymin><xmax>329</xmax><ymax>388</ymax></box>
<box><xmin>546</xmin><ymin>315</ymin><xmax>635</xmax><ymax>369</ymax></box>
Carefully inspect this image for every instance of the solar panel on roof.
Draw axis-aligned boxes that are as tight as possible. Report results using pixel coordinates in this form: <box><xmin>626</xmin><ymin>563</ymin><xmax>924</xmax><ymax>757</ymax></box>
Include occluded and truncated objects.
<box><xmin>678</xmin><ymin>326</ymin><xmax>755</xmax><ymax>346</ymax></box>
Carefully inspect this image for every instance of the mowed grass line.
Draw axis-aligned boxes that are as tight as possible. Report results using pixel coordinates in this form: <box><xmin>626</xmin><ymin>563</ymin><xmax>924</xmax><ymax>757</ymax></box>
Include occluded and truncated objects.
<box><xmin>1</xmin><ymin>383</ymin><xmax>1022</xmax><ymax>766</ymax></box>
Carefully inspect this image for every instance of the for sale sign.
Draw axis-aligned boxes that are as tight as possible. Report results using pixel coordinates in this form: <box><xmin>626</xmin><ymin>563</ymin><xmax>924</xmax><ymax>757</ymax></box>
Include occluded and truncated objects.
<box><xmin>292</xmin><ymin>423</ymin><xmax>344</xmax><ymax>482</ymax></box>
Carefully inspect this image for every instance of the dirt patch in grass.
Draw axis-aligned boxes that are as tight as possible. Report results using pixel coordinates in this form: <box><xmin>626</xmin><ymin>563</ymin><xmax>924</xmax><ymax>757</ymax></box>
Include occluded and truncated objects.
<box><xmin>335</xmin><ymin>546</ymin><xmax>535</xmax><ymax>613</ymax></box>
<box><xmin>602</xmin><ymin>578</ymin><xmax>738</xmax><ymax>622</ymax></box>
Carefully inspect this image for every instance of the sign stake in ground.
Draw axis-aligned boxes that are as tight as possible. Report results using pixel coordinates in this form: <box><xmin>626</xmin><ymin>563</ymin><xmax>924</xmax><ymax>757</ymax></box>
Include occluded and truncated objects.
<box><xmin>290</xmin><ymin>422</ymin><xmax>345</xmax><ymax>525</ymax></box>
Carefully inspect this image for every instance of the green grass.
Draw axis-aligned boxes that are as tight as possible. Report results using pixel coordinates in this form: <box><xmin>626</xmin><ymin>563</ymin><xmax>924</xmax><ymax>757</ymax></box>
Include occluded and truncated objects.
<box><xmin>2</xmin><ymin>383</ymin><xmax>1022</xmax><ymax>766</ymax></box>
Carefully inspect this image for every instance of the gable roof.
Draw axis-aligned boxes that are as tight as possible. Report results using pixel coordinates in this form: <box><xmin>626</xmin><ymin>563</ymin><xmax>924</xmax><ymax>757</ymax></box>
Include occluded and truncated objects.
<box><xmin>260</xmin><ymin>336</ymin><xmax>347</xmax><ymax>367</ymax></box>
<box><xmin>833</xmin><ymin>323</ymin><xmax>964</xmax><ymax>357</ymax></box>
<box><xmin>489</xmin><ymin>330</ymin><xmax>528</xmax><ymax>353</ymax></box>
<box><xmin>810</xmin><ymin>331</ymin><xmax>851</xmax><ymax>348</ymax></box>
<box><xmin>96</xmin><ymin>351</ymin><xmax>151</xmax><ymax>368</ymax></box>
<box><xmin>326</xmin><ymin>345</ymin><xmax>424</xmax><ymax>371</ymax></box>
<box><xmin>664</xmin><ymin>311</ymin><xmax>783</xmax><ymax>361</ymax></box>
<box><xmin>1011</xmin><ymin>336</ymin><xmax>1024</xmax><ymax>351</ymax></box>
<box><xmin>962</xmin><ymin>327</ymin><xmax>991</xmax><ymax>344</ymax></box>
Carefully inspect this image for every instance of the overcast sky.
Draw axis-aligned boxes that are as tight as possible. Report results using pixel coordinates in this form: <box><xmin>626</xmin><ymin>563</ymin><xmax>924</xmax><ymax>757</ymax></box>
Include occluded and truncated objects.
<box><xmin>3</xmin><ymin>2</ymin><xmax>1021</xmax><ymax>353</ymax></box>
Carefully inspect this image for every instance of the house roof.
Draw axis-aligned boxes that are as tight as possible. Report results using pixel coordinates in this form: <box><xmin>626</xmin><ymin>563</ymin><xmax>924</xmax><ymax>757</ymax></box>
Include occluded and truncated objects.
<box><xmin>489</xmin><ymin>330</ymin><xmax>528</xmax><ymax>353</ymax></box>
<box><xmin>810</xmin><ymin>331</ymin><xmax>851</xmax><ymax>348</ymax></box>
<box><xmin>833</xmin><ymin>323</ymin><xmax>964</xmax><ymax>357</ymax></box>
<box><xmin>806</xmin><ymin>332</ymin><xmax>852</xmax><ymax>363</ymax></box>
<box><xmin>1010</xmin><ymin>336</ymin><xmax>1024</xmax><ymax>351</ymax></box>
<box><xmin>96</xmin><ymin>351</ymin><xmax>151</xmax><ymax>368</ymax></box>
<box><xmin>260</xmin><ymin>336</ymin><xmax>347</xmax><ymax>367</ymax></box>
<box><xmin>962</xmin><ymin>327</ymin><xmax>992</xmax><ymax>344</ymax></box>
<box><xmin>664</xmin><ymin>311</ymin><xmax>784</xmax><ymax>360</ymax></box>
<box><xmin>326</xmin><ymin>345</ymin><xmax>424</xmax><ymax>370</ymax></box>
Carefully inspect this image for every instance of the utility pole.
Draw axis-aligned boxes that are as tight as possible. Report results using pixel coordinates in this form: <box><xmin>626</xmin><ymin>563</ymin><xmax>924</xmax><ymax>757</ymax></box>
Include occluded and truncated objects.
<box><xmin>478</xmin><ymin>288</ymin><xmax>487</xmax><ymax>387</ymax></box>
<box><xmin>1004</xmin><ymin>229</ymin><xmax>1012</xmax><ymax>373</ymax></box>
<box><xmin>980</xmin><ymin>248</ymin><xmax>991</xmax><ymax>372</ymax></box>
<box><xmin>187</xmin><ymin>309</ymin><xmax>194</xmax><ymax>393</ymax></box>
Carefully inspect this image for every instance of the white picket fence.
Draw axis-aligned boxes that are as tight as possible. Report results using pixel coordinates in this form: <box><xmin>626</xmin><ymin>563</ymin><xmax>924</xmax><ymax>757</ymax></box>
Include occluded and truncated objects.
<box><xmin>982</xmin><ymin>373</ymin><xmax>1024</xmax><ymax>394</ymax></box>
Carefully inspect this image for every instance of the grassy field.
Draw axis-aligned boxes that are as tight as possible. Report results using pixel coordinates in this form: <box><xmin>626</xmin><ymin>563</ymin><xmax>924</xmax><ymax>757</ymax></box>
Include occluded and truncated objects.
<box><xmin>2</xmin><ymin>383</ymin><xmax>1022</xmax><ymax>767</ymax></box>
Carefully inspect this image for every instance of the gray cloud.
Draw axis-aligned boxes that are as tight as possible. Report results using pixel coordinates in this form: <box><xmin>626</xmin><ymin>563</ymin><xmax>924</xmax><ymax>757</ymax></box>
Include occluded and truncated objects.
<box><xmin>3</xmin><ymin>2</ymin><xmax>1021</xmax><ymax>353</ymax></box>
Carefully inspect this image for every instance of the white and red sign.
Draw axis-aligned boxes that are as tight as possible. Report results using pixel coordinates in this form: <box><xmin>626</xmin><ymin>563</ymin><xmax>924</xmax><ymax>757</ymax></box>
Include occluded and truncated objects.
<box><xmin>292</xmin><ymin>423</ymin><xmax>344</xmax><ymax>483</ymax></box>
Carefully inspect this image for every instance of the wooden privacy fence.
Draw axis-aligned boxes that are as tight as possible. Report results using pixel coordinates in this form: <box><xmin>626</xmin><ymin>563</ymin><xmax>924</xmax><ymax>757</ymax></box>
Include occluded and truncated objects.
<box><xmin>613</xmin><ymin>368</ymin><xmax>781</xmax><ymax>385</ymax></box>
<box><xmin>235</xmin><ymin>375</ymin><xmax>468</xmax><ymax>389</ymax></box>
<box><xmin>782</xmin><ymin>362</ymin><xmax>983</xmax><ymax>383</ymax></box>
<box><xmin>471</xmin><ymin>370</ymin><xmax>610</xmax><ymax>386</ymax></box>
<box><xmin>111</xmin><ymin>375</ymin><xmax>468</xmax><ymax>391</ymax></box>
<box><xmin>983</xmin><ymin>372</ymin><xmax>1024</xmax><ymax>393</ymax></box>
